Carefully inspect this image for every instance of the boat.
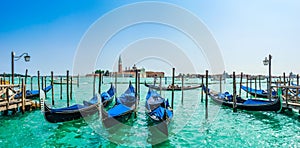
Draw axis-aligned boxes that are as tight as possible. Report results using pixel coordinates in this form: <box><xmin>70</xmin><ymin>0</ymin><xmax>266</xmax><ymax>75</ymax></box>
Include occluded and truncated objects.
<box><xmin>52</xmin><ymin>78</ymin><xmax>77</xmax><ymax>85</ymax></box>
<box><xmin>100</xmin><ymin>83</ymin><xmax>115</xmax><ymax>107</ymax></box>
<box><xmin>144</xmin><ymin>82</ymin><xmax>201</xmax><ymax>91</ymax></box>
<box><xmin>43</xmin><ymin>95</ymin><xmax>100</xmax><ymax>123</ymax></box>
<box><xmin>145</xmin><ymin>89</ymin><xmax>173</xmax><ymax>136</ymax></box>
<box><xmin>203</xmin><ymin>85</ymin><xmax>282</xmax><ymax>112</ymax></box>
<box><xmin>14</xmin><ymin>85</ymin><xmax>52</xmax><ymax>99</ymax></box>
<box><xmin>101</xmin><ymin>82</ymin><xmax>137</xmax><ymax>128</ymax></box>
<box><xmin>241</xmin><ymin>85</ymin><xmax>277</xmax><ymax>98</ymax></box>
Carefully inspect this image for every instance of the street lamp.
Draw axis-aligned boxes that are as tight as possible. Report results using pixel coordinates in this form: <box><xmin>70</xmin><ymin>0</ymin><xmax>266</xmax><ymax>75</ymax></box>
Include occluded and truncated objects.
<box><xmin>11</xmin><ymin>51</ymin><xmax>30</xmax><ymax>84</ymax></box>
<box><xmin>263</xmin><ymin>54</ymin><xmax>272</xmax><ymax>101</ymax></box>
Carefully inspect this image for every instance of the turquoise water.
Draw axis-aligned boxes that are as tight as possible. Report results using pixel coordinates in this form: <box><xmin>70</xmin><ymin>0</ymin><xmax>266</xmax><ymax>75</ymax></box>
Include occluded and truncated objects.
<box><xmin>0</xmin><ymin>77</ymin><xmax>299</xmax><ymax>147</ymax></box>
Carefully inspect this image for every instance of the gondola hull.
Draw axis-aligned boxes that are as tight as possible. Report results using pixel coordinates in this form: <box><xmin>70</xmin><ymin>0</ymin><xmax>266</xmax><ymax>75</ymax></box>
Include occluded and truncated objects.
<box><xmin>144</xmin><ymin>83</ymin><xmax>201</xmax><ymax>91</ymax></box>
<box><xmin>15</xmin><ymin>85</ymin><xmax>52</xmax><ymax>99</ymax></box>
<box><xmin>101</xmin><ymin>83</ymin><xmax>137</xmax><ymax>128</ymax></box>
<box><xmin>145</xmin><ymin>89</ymin><xmax>173</xmax><ymax>137</ymax></box>
<box><xmin>208</xmin><ymin>91</ymin><xmax>282</xmax><ymax>112</ymax></box>
<box><xmin>241</xmin><ymin>85</ymin><xmax>276</xmax><ymax>99</ymax></box>
<box><xmin>146</xmin><ymin>113</ymin><xmax>171</xmax><ymax>136</ymax></box>
<box><xmin>101</xmin><ymin>105</ymin><xmax>134</xmax><ymax>128</ymax></box>
<box><xmin>44</xmin><ymin>103</ymin><xmax>99</xmax><ymax>123</ymax></box>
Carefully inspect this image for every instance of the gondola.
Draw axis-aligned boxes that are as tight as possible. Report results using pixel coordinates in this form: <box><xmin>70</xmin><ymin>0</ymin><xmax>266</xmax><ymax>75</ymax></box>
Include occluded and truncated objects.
<box><xmin>14</xmin><ymin>85</ymin><xmax>52</xmax><ymax>99</ymax></box>
<box><xmin>52</xmin><ymin>78</ymin><xmax>78</xmax><ymax>85</ymax></box>
<box><xmin>241</xmin><ymin>85</ymin><xmax>277</xmax><ymax>98</ymax></box>
<box><xmin>101</xmin><ymin>82</ymin><xmax>137</xmax><ymax>128</ymax></box>
<box><xmin>144</xmin><ymin>82</ymin><xmax>201</xmax><ymax>91</ymax></box>
<box><xmin>100</xmin><ymin>83</ymin><xmax>115</xmax><ymax>107</ymax></box>
<box><xmin>145</xmin><ymin>89</ymin><xmax>173</xmax><ymax>136</ymax></box>
<box><xmin>43</xmin><ymin>95</ymin><xmax>100</xmax><ymax>123</ymax></box>
<box><xmin>203</xmin><ymin>86</ymin><xmax>282</xmax><ymax>112</ymax></box>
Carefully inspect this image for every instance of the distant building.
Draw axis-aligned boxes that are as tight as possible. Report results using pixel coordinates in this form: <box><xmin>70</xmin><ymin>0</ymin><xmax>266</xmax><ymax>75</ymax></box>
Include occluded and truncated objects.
<box><xmin>109</xmin><ymin>56</ymin><xmax>164</xmax><ymax>78</ymax></box>
<box><xmin>146</xmin><ymin>71</ymin><xmax>164</xmax><ymax>78</ymax></box>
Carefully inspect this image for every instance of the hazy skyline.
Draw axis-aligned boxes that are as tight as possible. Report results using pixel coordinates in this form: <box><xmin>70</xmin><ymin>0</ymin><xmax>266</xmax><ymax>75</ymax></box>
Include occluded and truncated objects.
<box><xmin>1</xmin><ymin>1</ymin><xmax>300</xmax><ymax>76</ymax></box>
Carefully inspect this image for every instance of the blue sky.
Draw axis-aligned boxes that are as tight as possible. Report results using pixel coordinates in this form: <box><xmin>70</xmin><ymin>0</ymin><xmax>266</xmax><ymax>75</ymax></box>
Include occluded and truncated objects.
<box><xmin>1</xmin><ymin>0</ymin><xmax>300</xmax><ymax>76</ymax></box>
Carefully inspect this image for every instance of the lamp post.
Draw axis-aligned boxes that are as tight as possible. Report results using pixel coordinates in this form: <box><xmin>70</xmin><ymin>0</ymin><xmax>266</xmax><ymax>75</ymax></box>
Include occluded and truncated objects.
<box><xmin>263</xmin><ymin>54</ymin><xmax>272</xmax><ymax>101</ymax></box>
<box><xmin>11</xmin><ymin>51</ymin><xmax>30</xmax><ymax>84</ymax></box>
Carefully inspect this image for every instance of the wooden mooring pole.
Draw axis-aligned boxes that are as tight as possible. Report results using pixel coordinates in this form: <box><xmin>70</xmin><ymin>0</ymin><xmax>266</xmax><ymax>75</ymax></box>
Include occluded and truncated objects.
<box><xmin>21</xmin><ymin>79</ymin><xmax>25</xmax><ymax>114</ymax></box>
<box><xmin>255</xmin><ymin>76</ymin><xmax>257</xmax><ymax>98</ymax></box>
<box><xmin>135</xmin><ymin>69</ymin><xmax>138</xmax><ymax>118</ymax></box>
<box><xmin>246</xmin><ymin>75</ymin><xmax>249</xmax><ymax>98</ymax></box>
<box><xmin>201</xmin><ymin>75</ymin><xmax>204</xmax><ymax>103</ymax></box>
<box><xmin>159</xmin><ymin>76</ymin><xmax>162</xmax><ymax>96</ymax></box>
<box><xmin>67</xmin><ymin>70</ymin><xmax>69</xmax><ymax>107</ymax></box>
<box><xmin>233</xmin><ymin>72</ymin><xmax>237</xmax><ymax>112</ymax></box>
<box><xmin>297</xmin><ymin>74</ymin><xmax>299</xmax><ymax>103</ymax></box>
<box><xmin>181</xmin><ymin>75</ymin><xmax>184</xmax><ymax>104</ymax></box>
<box><xmin>25</xmin><ymin>69</ymin><xmax>28</xmax><ymax>88</ymax></box>
<box><xmin>171</xmin><ymin>68</ymin><xmax>175</xmax><ymax>109</ymax></box>
<box><xmin>219</xmin><ymin>75</ymin><xmax>222</xmax><ymax>93</ymax></box>
<box><xmin>60</xmin><ymin>76</ymin><xmax>62</xmax><ymax>100</ymax></box>
<box><xmin>44</xmin><ymin>76</ymin><xmax>47</xmax><ymax>88</ymax></box>
<box><xmin>98</xmin><ymin>72</ymin><xmax>102</xmax><ymax>94</ymax></box>
<box><xmin>165</xmin><ymin>77</ymin><xmax>167</xmax><ymax>85</ymax></box>
<box><xmin>239</xmin><ymin>72</ymin><xmax>243</xmax><ymax>97</ymax></box>
<box><xmin>115</xmin><ymin>73</ymin><xmax>117</xmax><ymax>99</ymax></box>
<box><xmin>283</xmin><ymin>72</ymin><xmax>288</xmax><ymax>108</ymax></box>
<box><xmin>51</xmin><ymin>71</ymin><xmax>54</xmax><ymax>106</ymax></box>
<box><xmin>70</xmin><ymin>76</ymin><xmax>73</xmax><ymax>100</ymax></box>
<box><xmin>138</xmin><ymin>72</ymin><xmax>140</xmax><ymax>103</ymax></box>
<box><xmin>77</xmin><ymin>74</ymin><xmax>79</xmax><ymax>87</ymax></box>
<box><xmin>30</xmin><ymin>76</ymin><xmax>33</xmax><ymax>91</ymax></box>
<box><xmin>93</xmin><ymin>74</ymin><xmax>96</xmax><ymax>96</ymax></box>
<box><xmin>250</xmin><ymin>75</ymin><xmax>252</xmax><ymax>98</ymax></box>
<box><xmin>41</xmin><ymin>76</ymin><xmax>44</xmax><ymax>88</ymax></box>
<box><xmin>38</xmin><ymin>71</ymin><xmax>40</xmax><ymax>100</ymax></box>
<box><xmin>258</xmin><ymin>75</ymin><xmax>261</xmax><ymax>90</ymax></box>
<box><xmin>205</xmin><ymin>70</ymin><xmax>208</xmax><ymax>119</ymax></box>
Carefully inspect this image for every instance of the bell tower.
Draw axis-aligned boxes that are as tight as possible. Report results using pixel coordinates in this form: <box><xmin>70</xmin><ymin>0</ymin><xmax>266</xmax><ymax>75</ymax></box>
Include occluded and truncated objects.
<box><xmin>118</xmin><ymin>55</ymin><xmax>122</xmax><ymax>73</ymax></box>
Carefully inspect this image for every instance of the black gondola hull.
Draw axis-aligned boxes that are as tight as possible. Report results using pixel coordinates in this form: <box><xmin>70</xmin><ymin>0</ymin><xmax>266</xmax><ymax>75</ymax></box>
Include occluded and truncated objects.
<box><xmin>44</xmin><ymin>104</ymin><xmax>99</xmax><ymax>123</ymax></box>
<box><xmin>209</xmin><ymin>94</ymin><xmax>281</xmax><ymax>111</ymax></box>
